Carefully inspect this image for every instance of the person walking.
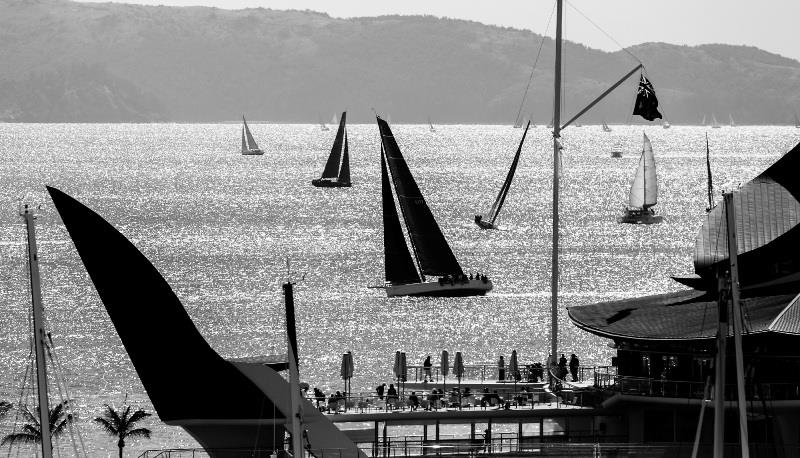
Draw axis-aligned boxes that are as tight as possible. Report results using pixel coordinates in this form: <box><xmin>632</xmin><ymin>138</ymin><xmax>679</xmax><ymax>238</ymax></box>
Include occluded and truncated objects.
<box><xmin>423</xmin><ymin>355</ymin><xmax>432</xmax><ymax>382</ymax></box>
<box><xmin>498</xmin><ymin>355</ymin><xmax>506</xmax><ymax>381</ymax></box>
<box><xmin>569</xmin><ymin>354</ymin><xmax>580</xmax><ymax>382</ymax></box>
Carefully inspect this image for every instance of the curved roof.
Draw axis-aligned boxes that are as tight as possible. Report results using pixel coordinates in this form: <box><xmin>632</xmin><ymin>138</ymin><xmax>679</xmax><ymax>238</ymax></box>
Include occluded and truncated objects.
<box><xmin>568</xmin><ymin>289</ymin><xmax>800</xmax><ymax>341</ymax></box>
<box><xmin>694</xmin><ymin>141</ymin><xmax>800</xmax><ymax>288</ymax></box>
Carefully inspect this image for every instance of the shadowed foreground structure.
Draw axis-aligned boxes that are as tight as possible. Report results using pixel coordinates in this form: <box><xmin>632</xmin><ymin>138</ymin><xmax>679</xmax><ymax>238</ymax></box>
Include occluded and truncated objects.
<box><xmin>48</xmin><ymin>186</ymin><xmax>363</xmax><ymax>457</ymax></box>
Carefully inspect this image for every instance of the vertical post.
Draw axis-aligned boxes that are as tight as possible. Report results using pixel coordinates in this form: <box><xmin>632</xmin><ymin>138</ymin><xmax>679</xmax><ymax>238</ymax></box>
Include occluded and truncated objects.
<box><xmin>724</xmin><ymin>192</ymin><xmax>750</xmax><ymax>456</ymax></box>
<box><xmin>283</xmin><ymin>282</ymin><xmax>304</xmax><ymax>457</ymax></box>
<box><xmin>550</xmin><ymin>0</ymin><xmax>563</xmax><ymax>367</ymax></box>
<box><xmin>22</xmin><ymin>206</ymin><xmax>53</xmax><ymax>458</ymax></box>
<box><xmin>713</xmin><ymin>269</ymin><xmax>728</xmax><ymax>457</ymax></box>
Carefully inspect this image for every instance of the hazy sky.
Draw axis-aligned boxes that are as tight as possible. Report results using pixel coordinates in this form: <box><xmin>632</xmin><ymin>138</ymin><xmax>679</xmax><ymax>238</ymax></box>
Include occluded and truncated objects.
<box><xmin>77</xmin><ymin>0</ymin><xmax>800</xmax><ymax>62</ymax></box>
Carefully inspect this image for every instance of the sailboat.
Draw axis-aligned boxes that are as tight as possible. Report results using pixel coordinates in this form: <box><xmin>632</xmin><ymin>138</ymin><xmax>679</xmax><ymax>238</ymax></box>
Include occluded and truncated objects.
<box><xmin>602</xmin><ymin>120</ymin><xmax>612</xmax><ymax>132</ymax></box>
<box><xmin>428</xmin><ymin>117</ymin><xmax>436</xmax><ymax>133</ymax></box>
<box><xmin>378</xmin><ymin>116</ymin><xmax>492</xmax><ymax>297</ymax></box>
<box><xmin>701</xmin><ymin>114</ymin><xmax>707</xmax><ymax>126</ymax></box>
<box><xmin>331</xmin><ymin>113</ymin><xmax>338</xmax><ymax>125</ymax></box>
<box><xmin>319</xmin><ymin>116</ymin><xmax>330</xmax><ymax>132</ymax></box>
<box><xmin>475</xmin><ymin>121</ymin><xmax>531</xmax><ymax>229</ymax></box>
<box><xmin>618</xmin><ymin>132</ymin><xmax>663</xmax><ymax>224</ymax></box>
<box><xmin>711</xmin><ymin>114</ymin><xmax>721</xmax><ymax>129</ymax></box>
<box><xmin>240</xmin><ymin>116</ymin><xmax>263</xmax><ymax>155</ymax></box>
<box><xmin>795</xmin><ymin>112</ymin><xmax>800</xmax><ymax>128</ymax></box>
<box><xmin>729</xmin><ymin>113</ymin><xmax>736</xmax><ymax>127</ymax></box>
<box><xmin>312</xmin><ymin>111</ymin><xmax>351</xmax><ymax>188</ymax></box>
<box><xmin>662</xmin><ymin>119</ymin><xmax>671</xmax><ymax>129</ymax></box>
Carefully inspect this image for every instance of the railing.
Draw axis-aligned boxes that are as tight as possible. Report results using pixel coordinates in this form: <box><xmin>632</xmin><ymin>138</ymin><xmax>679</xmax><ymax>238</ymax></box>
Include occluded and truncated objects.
<box><xmin>594</xmin><ymin>373</ymin><xmax>800</xmax><ymax>401</ymax></box>
<box><xmin>402</xmin><ymin>363</ymin><xmax>547</xmax><ymax>384</ymax></box>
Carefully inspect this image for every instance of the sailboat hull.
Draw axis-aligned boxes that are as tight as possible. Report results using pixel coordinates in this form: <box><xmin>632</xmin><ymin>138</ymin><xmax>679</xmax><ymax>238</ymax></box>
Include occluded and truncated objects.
<box><xmin>474</xmin><ymin>215</ymin><xmax>497</xmax><ymax>230</ymax></box>
<box><xmin>385</xmin><ymin>278</ymin><xmax>493</xmax><ymax>297</ymax></box>
<box><xmin>311</xmin><ymin>178</ymin><xmax>351</xmax><ymax>188</ymax></box>
<box><xmin>241</xmin><ymin>149</ymin><xmax>264</xmax><ymax>156</ymax></box>
<box><xmin>617</xmin><ymin>208</ymin><xmax>663</xmax><ymax>225</ymax></box>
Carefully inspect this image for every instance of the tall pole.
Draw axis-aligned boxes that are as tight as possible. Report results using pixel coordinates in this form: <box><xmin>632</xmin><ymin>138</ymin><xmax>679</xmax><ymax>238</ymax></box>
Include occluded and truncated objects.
<box><xmin>283</xmin><ymin>282</ymin><xmax>304</xmax><ymax>457</ymax></box>
<box><xmin>22</xmin><ymin>205</ymin><xmax>54</xmax><ymax>458</ymax></box>
<box><xmin>724</xmin><ymin>192</ymin><xmax>750</xmax><ymax>456</ymax></box>
<box><xmin>712</xmin><ymin>269</ymin><xmax>727</xmax><ymax>458</ymax></box>
<box><xmin>550</xmin><ymin>0</ymin><xmax>563</xmax><ymax>362</ymax></box>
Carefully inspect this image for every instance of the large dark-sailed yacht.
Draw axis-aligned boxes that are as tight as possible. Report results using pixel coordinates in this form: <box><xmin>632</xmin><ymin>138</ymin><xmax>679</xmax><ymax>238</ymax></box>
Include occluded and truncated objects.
<box><xmin>475</xmin><ymin>120</ymin><xmax>530</xmax><ymax>229</ymax></box>
<box><xmin>378</xmin><ymin>116</ymin><xmax>492</xmax><ymax>297</ymax></box>
<box><xmin>312</xmin><ymin>111</ymin><xmax>351</xmax><ymax>187</ymax></box>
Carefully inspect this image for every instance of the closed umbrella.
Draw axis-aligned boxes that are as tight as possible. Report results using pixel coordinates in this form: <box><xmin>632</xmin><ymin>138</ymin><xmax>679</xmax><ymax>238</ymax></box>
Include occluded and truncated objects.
<box><xmin>393</xmin><ymin>351</ymin><xmax>401</xmax><ymax>380</ymax></box>
<box><xmin>454</xmin><ymin>352</ymin><xmax>464</xmax><ymax>409</ymax></box>
<box><xmin>441</xmin><ymin>350</ymin><xmax>449</xmax><ymax>392</ymax></box>
<box><xmin>341</xmin><ymin>351</ymin><xmax>354</xmax><ymax>411</ymax></box>
<box><xmin>510</xmin><ymin>350</ymin><xmax>520</xmax><ymax>398</ymax></box>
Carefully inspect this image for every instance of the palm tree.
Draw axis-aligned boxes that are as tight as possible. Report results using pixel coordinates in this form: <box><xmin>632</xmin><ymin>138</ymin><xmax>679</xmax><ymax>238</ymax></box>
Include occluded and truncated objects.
<box><xmin>0</xmin><ymin>401</ymin><xmax>11</xmax><ymax>419</ymax></box>
<box><xmin>1</xmin><ymin>400</ymin><xmax>75</xmax><ymax>449</ymax></box>
<box><xmin>94</xmin><ymin>403</ymin><xmax>152</xmax><ymax>458</ymax></box>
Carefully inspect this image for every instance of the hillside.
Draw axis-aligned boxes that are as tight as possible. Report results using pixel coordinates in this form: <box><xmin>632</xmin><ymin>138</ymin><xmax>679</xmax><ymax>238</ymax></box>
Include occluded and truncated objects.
<box><xmin>1</xmin><ymin>0</ymin><xmax>799</xmax><ymax>123</ymax></box>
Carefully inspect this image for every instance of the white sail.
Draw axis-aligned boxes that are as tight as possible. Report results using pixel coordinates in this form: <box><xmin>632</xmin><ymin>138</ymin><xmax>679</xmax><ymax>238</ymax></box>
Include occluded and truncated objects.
<box><xmin>628</xmin><ymin>133</ymin><xmax>657</xmax><ymax>209</ymax></box>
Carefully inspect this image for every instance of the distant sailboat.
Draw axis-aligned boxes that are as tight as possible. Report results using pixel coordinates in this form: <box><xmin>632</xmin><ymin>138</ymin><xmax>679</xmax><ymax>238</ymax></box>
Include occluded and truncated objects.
<box><xmin>475</xmin><ymin>121</ymin><xmax>531</xmax><ymax>229</ymax></box>
<box><xmin>795</xmin><ymin>112</ymin><xmax>800</xmax><ymax>128</ymax></box>
<box><xmin>602</xmin><ymin>120</ymin><xmax>612</xmax><ymax>132</ymax></box>
<box><xmin>241</xmin><ymin>116</ymin><xmax>264</xmax><ymax>155</ymax></box>
<box><xmin>711</xmin><ymin>114</ymin><xmax>721</xmax><ymax>129</ymax></box>
<box><xmin>331</xmin><ymin>113</ymin><xmax>338</xmax><ymax>125</ymax></box>
<box><xmin>428</xmin><ymin>117</ymin><xmax>436</xmax><ymax>133</ymax></box>
<box><xmin>662</xmin><ymin>119</ymin><xmax>671</xmax><ymax>129</ymax></box>
<box><xmin>701</xmin><ymin>114</ymin><xmax>707</xmax><ymax>126</ymax></box>
<box><xmin>319</xmin><ymin>116</ymin><xmax>330</xmax><ymax>132</ymax></box>
<box><xmin>312</xmin><ymin>112</ymin><xmax>351</xmax><ymax>188</ymax></box>
<box><xmin>618</xmin><ymin>133</ymin><xmax>663</xmax><ymax>224</ymax></box>
<box><xmin>378</xmin><ymin>116</ymin><xmax>492</xmax><ymax>297</ymax></box>
<box><xmin>729</xmin><ymin>114</ymin><xmax>736</xmax><ymax>127</ymax></box>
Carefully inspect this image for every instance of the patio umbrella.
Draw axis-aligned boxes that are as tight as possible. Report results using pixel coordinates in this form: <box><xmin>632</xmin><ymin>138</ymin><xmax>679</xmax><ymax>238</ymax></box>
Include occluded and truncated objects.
<box><xmin>400</xmin><ymin>352</ymin><xmax>408</xmax><ymax>398</ymax></box>
<box><xmin>393</xmin><ymin>351</ymin><xmax>401</xmax><ymax>381</ymax></box>
<box><xmin>454</xmin><ymin>352</ymin><xmax>464</xmax><ymax>409</ymax></box>
<box><xmin>441</xmin><ymin>350</ymin><xmax>449</xmax><ymax>391</ymax></box>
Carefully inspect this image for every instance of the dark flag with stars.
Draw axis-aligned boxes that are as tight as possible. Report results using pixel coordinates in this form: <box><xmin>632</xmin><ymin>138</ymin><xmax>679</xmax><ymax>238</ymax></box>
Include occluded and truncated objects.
<box><xmin>632</xmin><ymin>74</ymin><xmax>662</xmax><ymax>121</ymax></box>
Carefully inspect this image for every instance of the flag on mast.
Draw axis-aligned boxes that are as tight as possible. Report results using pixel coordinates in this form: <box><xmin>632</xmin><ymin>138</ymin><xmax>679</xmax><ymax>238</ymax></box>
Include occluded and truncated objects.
<box><xmin>632</xmin><ymin>74</ymin><xmax>662</xmax><ymax>121</ymax></box>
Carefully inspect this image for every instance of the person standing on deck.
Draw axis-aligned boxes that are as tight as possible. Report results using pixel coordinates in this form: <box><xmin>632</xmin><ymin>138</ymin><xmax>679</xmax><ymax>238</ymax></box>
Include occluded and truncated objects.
<box><xmin>376</xmin><ymin>383</ymin><xmax>386</xmax><ymax>400</ymax></box>
<box><xmin>569</xmin><ymin>354</ymin><xmax>580</xmax><ymax>382</ymax></box>
<box><xmin>423</xmin><ymin>355</ymin><xmax>432</xmax><ymax>382</ymax></box>
<box><xmin>498</xmin><ymin>355</ymin><xmax>506</xmax><ymax>380</ymax></box>
<box><xmin>558</xmin><ymin>354</ymin><xmax>568</xmax><ymax>380</ymax></box>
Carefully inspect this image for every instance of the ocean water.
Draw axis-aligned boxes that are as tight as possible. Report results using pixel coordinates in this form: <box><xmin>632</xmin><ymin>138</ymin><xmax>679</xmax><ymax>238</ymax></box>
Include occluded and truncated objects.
<box><xmin>0</xmin><ymin>122</ymin><xmax>798</xmax><ymax>455</ymax></box>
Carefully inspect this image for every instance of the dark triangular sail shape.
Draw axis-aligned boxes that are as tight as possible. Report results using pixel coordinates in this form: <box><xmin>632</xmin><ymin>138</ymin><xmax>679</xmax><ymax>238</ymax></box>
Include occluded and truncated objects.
<box><xmin>632</xmin><ymin>74</ymin><xmax>662</xmax><ymax>121</ymax></box>
<box><xmin>321</xmin><ymin>112</ymin><xmax>346</xmax><ymax>179</ymax></box>
<box><xmin>241</xmin><ymin>126</ymin><xmax>247</xmax><ymax>153</ymax></box>
<box><xmin>487</xmin><ymin>121</ymin><xmax>530</xmax><ymax>224</ymax></box>
<box><xmin>378</xmin><ymin>117</ymin><xmax>464</xmax><ymax>277</ymax></box>
<box><xmin>382</xmin><ymin>148</ymin><xmax>421</xmax><ymax>284</ymax></box>
<box><xmin>339</xmin><ymin>132</ymin><xmax>351</xmax><ymax>183</ymax></box>
<box><xmin>46</xmin><ymin>186</ymin><xmax>365</xmax><ymax>456</ymax></box>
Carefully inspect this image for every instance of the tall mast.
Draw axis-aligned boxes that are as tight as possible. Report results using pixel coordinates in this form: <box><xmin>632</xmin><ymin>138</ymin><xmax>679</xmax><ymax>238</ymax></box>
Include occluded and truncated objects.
<box><xmin>283</xmin><ymin>281</ymin><xmax>304</xmax><ymax>457</ymax></box>
<box><xmin>22</xmin><ymin>205</ymin><xmax>54</xmax><ymax>458</ymax></box>
<box><xmin>550</xmin><ymin>0</ymin><xmax>563</xmax><ymax>362</ymax></box>
<box><xmin>724</xmin><ymin>192</ymin><xmax>750</xmax><ymax>456</ymax></box>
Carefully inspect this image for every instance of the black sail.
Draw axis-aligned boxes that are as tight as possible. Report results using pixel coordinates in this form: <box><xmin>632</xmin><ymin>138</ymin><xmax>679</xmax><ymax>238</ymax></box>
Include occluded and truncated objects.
<box><xmin>321</xmin><ymin>112</ymin><xmax>347</xmax><ymax>179</ymax></box>
<box><xmin>382</xmin><ymin>147</ymin><xmax>421</xmax><ymax>284</ymax></box>
<box><xmin>339</xmin><ymin>132</ymin><xmax>351</xmax><ymax>183</ymax></box>
<box><xmin>378</xmin><ymin>117</ymin><xmax>464</xmax><ymax>277</ymax></box>
<box><xmin>488</xmin><ymin>120</ymin><xmax>530</xmax><ymax>224</ymax></box>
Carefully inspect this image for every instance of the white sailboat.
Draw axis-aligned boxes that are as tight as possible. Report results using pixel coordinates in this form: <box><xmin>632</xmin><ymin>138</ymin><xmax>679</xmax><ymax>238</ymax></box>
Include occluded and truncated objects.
<box><xmin>795</xmin><ymin>112</ymin><xmax>800</xmax><ymax>128</ymax></box>
<box><xmin>428</xmin><ymin>117</ymin><xmax>436</xmax><ymax>132</ymax></box>
<box><xmin>729</xmin><ymin>113</ymin><xmax>736</xmax><ymax>127</ymax></box>
<box><xmin>662</xmin><ymin>119</ymin><xmax>671</xmax><ymax>129</ymax></box>
<box><xmin>240</xmin><ymin>116</ymin><xmax>264</xmax><ymax>155</ymax></box>
<box><xmin>618</xmin><ymin>133</ymin><xmax>663</xmax><ymax>224</ymax></box>
<box><xmin>602</xmin><ymin>120</ymin><xmax>612</xmax><ymax>132</ymax></box>
<box><xmin>711</xmin><ymin>114</ymin><xmax>721</xmax><ymax>129</ymax></box>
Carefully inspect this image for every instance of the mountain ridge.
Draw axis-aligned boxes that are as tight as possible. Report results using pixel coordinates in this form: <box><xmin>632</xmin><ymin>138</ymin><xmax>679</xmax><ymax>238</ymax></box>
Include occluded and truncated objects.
<box><xmin>1</xmin><ymin>0</ymin><xmax>799</xmax><ymax>123</ymax></box>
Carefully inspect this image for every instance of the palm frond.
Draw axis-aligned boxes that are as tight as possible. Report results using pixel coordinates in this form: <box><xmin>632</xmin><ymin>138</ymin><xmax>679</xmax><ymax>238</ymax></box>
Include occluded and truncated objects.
<box><xmin>127</xmin><ymin>409</ymin><xmax>151</xmax><ymax>425</ymax></box>
<box><xmin>94</xmin><ymin>417</ymin><xmax>121</xmax><ymax>436</ymax></box>
<box><xmin>1</xmin><ymin>432</ymin><xmax>40</xmax><ymax>446</ymax></box>
<box><xmin>0</xmin><ymin>401</ymin><xmax>11</xmax><ymax>418</ymax></box>
<box><xmin>124</xmin><ymin>428</ymin><xmax>152</xmax><ymax>440</ymax></box>
<box><xmin>51</xmin><ymin>414</ymin><xmax>75</xmax><ymax>438</ymax></box>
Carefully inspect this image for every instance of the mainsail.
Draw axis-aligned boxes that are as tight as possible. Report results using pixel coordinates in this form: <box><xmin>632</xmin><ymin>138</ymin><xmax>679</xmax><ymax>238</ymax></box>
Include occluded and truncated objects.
<box><xmin>486</xmin><ymin>121</ymin><xmax>530</xmax><ymax>225</ymax></box>
<box><xmin>321</xmin><ymin>112</ymin><xmax>347</xmax><ymax>179</ymax></box>
<box><xmin>378</xmin><ymin>117</ymin><xmax>464</xmax><ymax>277</ymax></box>
<box><xmin>339</xmin><ymin>134</ymin><xmax>350</xmax><ymax>183</ymax></box>
<box><xmin>628</xmin><ymin>133</ymin><xmax>658</xmax><ymax>209</ymax></box>
<box><xmin>382</xmin><ymin>148</ymin><xmax>421</xmax><ymax>284</ymax></box>
<box><xmin>242</xmin><ymin>116</ymin><xmax>260</xmax><ymax>151</ymax></box>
